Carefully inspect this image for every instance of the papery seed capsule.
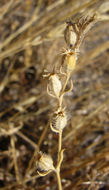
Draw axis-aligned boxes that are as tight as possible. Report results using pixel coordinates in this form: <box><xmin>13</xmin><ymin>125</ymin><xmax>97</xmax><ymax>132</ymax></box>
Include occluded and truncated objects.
<box><xmin>50</xmin><ymin>74</ymin><xmax>62</xmax><ymax>97</ymax></box>
<box><xmin>67</xmin><ymin>53</ymin><xmax>76</xmax><ymax>71</ymax></box>
<box><xmin>64</xmin><ymin>21</ymin><xmax>77</xmax><ymax>48</ymax></box>
<box><xmin>52</xmin><ymin>108</ymin><xmax>67</xmax><ymax>132</ymax></box>
<box><xmin>37</xmin><ymin>152</ymin><xmax>54</xmax><ymax>171</ymax></box>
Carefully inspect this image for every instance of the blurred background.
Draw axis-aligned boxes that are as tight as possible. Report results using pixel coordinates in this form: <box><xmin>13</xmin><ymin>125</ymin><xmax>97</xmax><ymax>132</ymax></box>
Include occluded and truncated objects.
<box><xmin>0</xmin><ymin>0</ymin><xmax>109</xmax><ymax>189</ymax></box>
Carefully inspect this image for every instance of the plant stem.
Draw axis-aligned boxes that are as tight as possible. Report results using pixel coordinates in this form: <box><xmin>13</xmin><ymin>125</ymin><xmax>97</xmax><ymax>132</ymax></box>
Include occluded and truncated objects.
<box><xmin>56</xmin><ymin>130</ymin><xmax>63</xmax><ymax>190</ymax></box>
<box><xmin>58</xmin><ymin>131</ymin><xmax>62</xmax><ymax>160</ymax></box>
<box><xmin>62</xmin><ymin>72</ymin><xmax>70</xmax><ymax>93</ymax></box>
<box><xmin>59</xmin><ymin>72</ymin><xmax>71</xmax><ymax>107</ymax></box>
<box><xmin>56</xmin><ymin>168</ymin><xmax>62</xmax><ymax>190</ymax></box>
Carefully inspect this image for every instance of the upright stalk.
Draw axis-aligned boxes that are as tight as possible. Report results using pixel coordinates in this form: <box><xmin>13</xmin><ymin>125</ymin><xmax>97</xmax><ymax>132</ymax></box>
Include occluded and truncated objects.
<box><xmin>56</xmin><ymin>167</ymin><xmax>62</xmax><ymax>190</ymax></box>
<box><xmin>57</xmin><ymin>130</ymin><xmax>62</xmax><ymax>190</ymax></box>
<box><xmin>58</xmin><ymin>131</ymin><xmax>62</xmax><ymax>159</ymax></box>
<box><xmin>37</xmin><ymin>15</ymin><xmax>96</xmax><ymax>190</ymax></box>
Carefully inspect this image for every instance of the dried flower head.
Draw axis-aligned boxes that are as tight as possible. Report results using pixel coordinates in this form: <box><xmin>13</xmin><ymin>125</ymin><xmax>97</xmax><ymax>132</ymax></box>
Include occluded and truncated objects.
<box><xmin>51</xmin><ymin>108</ymin><xmax>67</xmax><ymax>133</ymax></box>
<box><xmin>37</xmin><ymin>152</ymin><xmax>55</xmax><ymax>172</ymax></box>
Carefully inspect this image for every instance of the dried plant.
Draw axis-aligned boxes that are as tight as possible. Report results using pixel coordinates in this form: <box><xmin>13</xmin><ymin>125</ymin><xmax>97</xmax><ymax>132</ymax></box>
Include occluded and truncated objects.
<box><xmin>37</xmin><ymin>15</ymin><xmax>97</xmax><ymax>190</ymax></box>
<box><xmin>0</xmin><ymin>1</ymin><xmax>109</xmax><ymax>190</ymax></box>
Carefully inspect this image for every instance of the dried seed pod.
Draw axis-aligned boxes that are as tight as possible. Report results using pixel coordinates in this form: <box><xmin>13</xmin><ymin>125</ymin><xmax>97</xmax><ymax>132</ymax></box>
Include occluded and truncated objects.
<box><xmin>51</xmin><ymin>108</ymin><xmax>67</xmax><ymax>132</ymax></box>
<box><xmin>49</xmin><ymin>74</ymin><xmax>62</xmax><ymax>97</ymax></box>
<box><xmin>64</xmin><ymin>15</ymin><xmax>96</xmax><ymax>50</ymax></box>
<box><xmin>64</xmin><ymin>21</ymin><xmax>77</xmax><ymax>49</ymax></box>
<box><xmin>37</xmin><ymin>152</ymin><xmax>55</xmax><ymax>171</ymax></box>
<box><xmin>66</xmin><ymin>52</ymin><xmax>76</xmax><ymax>71</ymax></box>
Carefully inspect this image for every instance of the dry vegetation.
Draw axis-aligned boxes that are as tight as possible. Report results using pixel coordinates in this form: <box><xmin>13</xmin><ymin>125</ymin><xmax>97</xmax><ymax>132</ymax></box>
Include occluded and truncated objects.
<box><xmin>0</xmin><ymin>0</ymin><xmax>109</xmax><ymax>190</ymax></box>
